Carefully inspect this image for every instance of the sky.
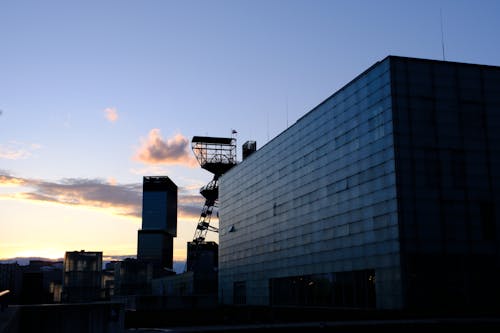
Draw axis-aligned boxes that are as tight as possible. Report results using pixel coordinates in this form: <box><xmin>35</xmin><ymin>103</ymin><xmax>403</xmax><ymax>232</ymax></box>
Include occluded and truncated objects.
<box><xmin>1</xmin><ymin>0</ymin><xmax>499</xmax><ymax>264</ymax></box>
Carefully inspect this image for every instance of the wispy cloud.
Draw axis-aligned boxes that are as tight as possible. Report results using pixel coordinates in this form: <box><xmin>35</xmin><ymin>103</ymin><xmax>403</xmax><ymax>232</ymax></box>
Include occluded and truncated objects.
<box><xmin>107</xmin><ymin>177</ymin><xmax>118</xmax><ymax>186</ymax></box>
<box><xmin>0</xmin><ymin>141</ymin><xmax>42</xmax><ymax>160</ymax></box>
<box><xmin>63</xmin><ymin>113</ymin><xmax>72</xmax><ymax>128</ymax></box>
<box><xmin>129</xmin><ymin>165</ymin><xmax>171</xmax><ymax>176</ymax></box>
<box><xmin>178</xmin><ymin>193</ymin><xmax>204</xmax><ymax>219</ymax></box>
<box><xmin>0</xmin><ymin>171</ymin><xmax>204</xmax><ymax>221</ymax></box>
<box><xmin>104</xmin><ymin>107</ymin><xmax>118</xmax><ymax>123</ymax></box>
<box><xmin>133</xmin><ymin>130</ymin><xmax>197</xmax><ymax>167</ymax></box>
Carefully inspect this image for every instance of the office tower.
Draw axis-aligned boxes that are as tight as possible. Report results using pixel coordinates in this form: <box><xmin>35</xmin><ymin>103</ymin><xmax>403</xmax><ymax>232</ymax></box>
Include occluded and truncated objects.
<box><xmin>137</xmin><ymin>176</ymin><xmax>177</xmax><ymax>277</ymax></box>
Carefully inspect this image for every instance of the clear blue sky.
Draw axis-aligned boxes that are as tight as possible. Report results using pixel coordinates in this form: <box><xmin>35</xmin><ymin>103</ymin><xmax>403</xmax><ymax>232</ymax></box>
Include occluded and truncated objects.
<box><xmin>1</xmin><ymin>0</ymin><xmax>499</xmax><ymax>262</ymax></box>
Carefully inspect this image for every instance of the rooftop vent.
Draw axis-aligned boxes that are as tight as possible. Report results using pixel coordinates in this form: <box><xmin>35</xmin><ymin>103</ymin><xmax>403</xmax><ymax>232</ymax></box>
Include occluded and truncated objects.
<box><xmin>242</xmin><ymin>141</ymin><xmax>257</xmax><ymax>160</ymax></box>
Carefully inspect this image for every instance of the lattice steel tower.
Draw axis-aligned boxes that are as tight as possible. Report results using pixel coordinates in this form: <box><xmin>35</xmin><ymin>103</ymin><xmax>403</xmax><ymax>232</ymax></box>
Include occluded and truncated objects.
<box><xmin>191</xmin><ymin>135</ymin><xmax>237</xmax><ymax>245</ymax></box>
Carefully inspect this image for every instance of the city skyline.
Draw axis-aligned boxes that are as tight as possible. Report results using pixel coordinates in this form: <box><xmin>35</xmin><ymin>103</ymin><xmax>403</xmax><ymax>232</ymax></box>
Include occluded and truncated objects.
<box><xmin>1</xmin><ymin>0</ymin><xmax>500</xmax><ymax>262</ymax></box>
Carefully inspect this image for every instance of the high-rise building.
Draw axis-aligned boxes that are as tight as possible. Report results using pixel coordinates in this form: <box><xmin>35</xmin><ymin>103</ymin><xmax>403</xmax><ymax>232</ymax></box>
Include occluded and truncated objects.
<box><xmin>137</xmin><ymin>176</ymin><xmax>177</xmax><ymax>277</ymax></box>
<box><xmin>218</xmin><ymin>56</ymin><xmax>500</xmax><ymax>310</ymax></box>
<box><xmin>62</xmin><ymin>251</ymin><xmax>102</xmax><ymax>303</ymax></box>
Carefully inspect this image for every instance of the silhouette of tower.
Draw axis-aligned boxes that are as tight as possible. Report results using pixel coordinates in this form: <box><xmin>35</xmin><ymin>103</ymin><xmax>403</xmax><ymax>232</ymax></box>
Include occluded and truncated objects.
<box><xmin>137</xmin><ymin>176</ymin><xmax>177</xmax><ymax>278</ymax></box>
<box><xmin>187</xmin><ymin>136</ymin><xmax>236</xmax><ymax>273</ymax></box>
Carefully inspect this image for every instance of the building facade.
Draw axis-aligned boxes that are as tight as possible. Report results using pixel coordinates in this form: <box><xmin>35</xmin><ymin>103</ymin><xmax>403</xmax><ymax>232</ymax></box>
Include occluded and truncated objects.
<box><xmin>186</xmin><ymin>241</ymin><xmax>218</xmax><ymax>295</ymax></box>
<box><xmin>137</xmin><ymin>176</ymin><xmax>177</xmax><ymax>277</ymax></box>
<box><xmin>114</xmin><ymin>258</ymin><xmax>153</xmax><ymax>296</ymax></box>
<box><xmin>62</xmin><ymin>251</ymin><xmax>102</xmax><ymax>303</ymax></box>
<box><xmin>0</xmin><ymin>263</ymin><xmax>22</xmax><ymax>304</ymax></box>
<box><xmin>218</xmin><ymin>56</ymin><xmax>500</xmax><ymax>310</ymax></box>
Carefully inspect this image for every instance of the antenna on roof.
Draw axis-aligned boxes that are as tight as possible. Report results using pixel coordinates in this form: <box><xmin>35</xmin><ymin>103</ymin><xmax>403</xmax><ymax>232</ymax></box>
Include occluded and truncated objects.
<box><xmin>286</xmin><ymin>95</ymin><xmax>289</xmax><ymax>128</ymax></box>
<box><xmin>267</xmin><ymin>110</ymin><xmax>270</xmax><ymax>142</ymax></box>
<box><xmin>232</xmin><ymin>129</ymin><xmax>238</xmax><ymax>160</ymax></box>
<box><xmin>440</xmin><ymin>8</ymin><xmax>446</xmax><ymax>61</ymax></box>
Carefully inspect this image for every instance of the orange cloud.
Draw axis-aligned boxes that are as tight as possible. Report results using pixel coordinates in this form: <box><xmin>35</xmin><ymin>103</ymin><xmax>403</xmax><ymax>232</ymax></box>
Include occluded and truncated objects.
<box><xmin>104</xmin><ymin>107</ymin><xmax>118</xmax><ymax>123</ymax></box>
<box><xmin>0</xmin><ymin>174</ymin><xmax>27</xmax><ymax>187</ymax></box>
<box><xmin>107</xmin><ymin>177</ymin><xmax>118</xmax><ymax>186</ymax></box>
<box><xmin>133</xmin><ymin>130</ymin><xmax>197</xmax><ymax>167</ymax></box>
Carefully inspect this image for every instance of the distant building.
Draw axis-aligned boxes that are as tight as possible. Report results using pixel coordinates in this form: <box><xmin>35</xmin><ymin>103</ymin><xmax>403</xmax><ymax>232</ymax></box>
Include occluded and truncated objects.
<box><xmin>147</xmin><ymin>235</ymin><xmax>218</xmax><ymax>309</ymax></box>
<box><xmin>62</xmin><ymin>251</ymin><xmax>102</xmax><ymax>303</ymax></box>
<box><xmin>219</xmin><ymin>56</ymin><xmax>500</xmax><ymax>310</ymax></box>
<box><xmin>137</xmin><ymin>176</ymin><xmax>178</xmax><ymax>278</ymax></box>
<box><xmin>114</xmin><ymin>258</ymin><xmax>153</xmax><ymax>296</ymax></box>
<box><xmin>21</xmin><ymin>270</ymin><xmax>44</xmax><ymax>304</ymax></box>
<box><xmin>0</xmin><ymin>263</ymin><xmax>22</xmax><ymax>304</ymax></box>
<box><xmin>152</xmin><ymin>271</ymin><xmax>194</xmax><ymax>297</ymax></box>
<box><xmin>186</xmin><ymin>241</ymin><xmax>218</xmax><ymax>295</ymax></box>
<box><xmin>0</xmin><ymin>260</ymin><xmax>62</xmax><ymax>305</ymax></box>
<box><xmin>21</xmin><ymin>260</ymin><xmax>63</xmax><ymax>304</ymax></box>
<box><xmin>102</xmin><ymin>260</ymin><xmax>120</xmax><ymax>300</ymax></box>
<box><xmin>102</xmin><ymin>267</ymin><xmax>115</xmax><ymax>300</ymax></box>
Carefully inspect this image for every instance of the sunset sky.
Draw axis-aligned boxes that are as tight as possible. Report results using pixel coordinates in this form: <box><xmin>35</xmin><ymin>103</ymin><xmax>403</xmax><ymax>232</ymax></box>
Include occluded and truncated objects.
<box><xmin>1</xmin><ymin>0</ymin><xmax>499</xmax><ymax>263</ymax></box>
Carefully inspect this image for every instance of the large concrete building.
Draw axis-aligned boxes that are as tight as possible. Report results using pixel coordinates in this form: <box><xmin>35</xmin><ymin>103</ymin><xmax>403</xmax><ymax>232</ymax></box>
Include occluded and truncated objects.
<box><xmin>219</xmin><ymin>56</ymin><xmax>500</xmax><ymax>310</ymax></box>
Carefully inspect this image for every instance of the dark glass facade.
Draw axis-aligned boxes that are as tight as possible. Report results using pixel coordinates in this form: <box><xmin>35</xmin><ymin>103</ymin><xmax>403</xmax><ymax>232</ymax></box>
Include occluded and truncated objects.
<box><xmin>62</xmin><ymin>251</ymin><xmax>102</xmax><ymax>303</ymax></box>
<box><xmin>219</xmin><ymin>58</ymin><xmax>400</xmax><ymax>308</ymax></box>
<box><xmin>186</xmin><ymin>241</ymin><xmax>219</xmax><ymax>294</ymax></box>
<box><xmin>219</xmin><ymin>56</ymin><xmax>500</xmax><ymax>310</ymax></box>
<box><xmin>269</xmin><ymin>269</ymin><xmax>375</xmax><ymax>308</ymax></box>
<box><xmin>391</xmin><ymin>57</ymin><xmax>500</xmax><ymax>309</ymax></box>
<box><xmin>141</xmin><ymin>176</ymin><xmax>177</xmax><ymax>236</ymax></box>
<box><xmin>138</xmin><ymin>176</ymin><xmax>178</xmax><ymax>277</ymax></box>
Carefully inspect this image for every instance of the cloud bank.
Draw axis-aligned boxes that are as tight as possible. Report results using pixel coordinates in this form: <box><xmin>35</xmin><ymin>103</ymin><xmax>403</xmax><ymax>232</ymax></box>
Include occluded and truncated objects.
<box><xmin>133</xmin><ymin>130</ymin><xmax>197</xmax><ymax>167</ymax></box>
<box><xmin>0</xmin><ymin>171</ymin><xmax>203</xmax><ymax>221</ymax></box>
<box><xmin>1</xmin><ymin>173</ymin><xmax>141</xmax><ymax>218</ymax></box>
